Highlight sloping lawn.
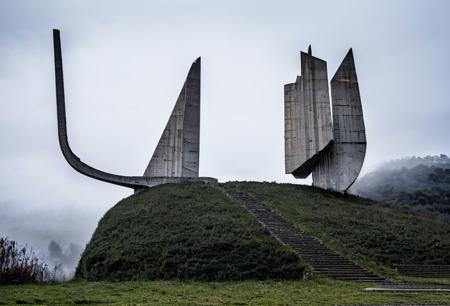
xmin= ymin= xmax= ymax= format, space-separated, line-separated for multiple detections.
xmin=1 ymin=279 xmax=450 ymax=305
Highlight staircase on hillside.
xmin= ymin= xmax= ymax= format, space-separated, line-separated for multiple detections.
xmin=396 ymin=265 xmax=450 ymax=278
xmin=223 ymin=187 xmax=385 ymax=282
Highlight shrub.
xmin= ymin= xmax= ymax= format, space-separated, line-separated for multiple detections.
xmin=0 ymin=237 xmax=59 ymax=284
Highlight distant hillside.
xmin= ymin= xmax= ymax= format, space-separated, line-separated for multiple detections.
xmin=352 ymin=155 xmax=450 ymax=220
xmin=226 ymin=182 xmax=450 ymax=267
xmin=371 ymin=154 xmax=450 ymax=171
xmin=76 ymin=183 xmax=304 ymax=281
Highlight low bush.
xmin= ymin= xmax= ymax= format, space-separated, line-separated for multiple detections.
xmin=0 ymin=237 xmax=58 ymax=284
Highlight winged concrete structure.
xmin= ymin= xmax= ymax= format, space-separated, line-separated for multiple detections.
xmin=284 ymin=46 xmax=366 ymax=193
xmin=53 ymin=29 xmax=216 ymax=192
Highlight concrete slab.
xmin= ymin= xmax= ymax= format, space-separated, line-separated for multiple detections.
xmin=363 ymin=287 xmax=450 ymax=292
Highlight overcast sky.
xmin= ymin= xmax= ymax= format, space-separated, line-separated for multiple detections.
xmin=1 ymin=0 xmax=450 ymax=262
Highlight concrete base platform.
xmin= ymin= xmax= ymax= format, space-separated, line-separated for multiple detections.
xmin=364 ymin=287 xmax=450 ymax=292
xmin=134 ymin=177 xmax=218 ymax=192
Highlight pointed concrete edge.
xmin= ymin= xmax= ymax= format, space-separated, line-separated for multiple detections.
xmin=143 ymin=56 xmax=201 ymax=177
xmin=331 ymin=48 xmax=357 ymax=83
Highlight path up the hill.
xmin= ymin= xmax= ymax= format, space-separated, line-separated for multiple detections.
xmin=223 ymin=187 xmax=385 ymax=282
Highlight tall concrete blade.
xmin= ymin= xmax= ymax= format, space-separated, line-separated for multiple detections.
xmin=284 ymin=50 xmax=333 ymax=178
xmin=53 ymin=29 xmax=153 ymax=189
xmin=144 ymin=58 xmax=200 ymax=177
xmin=313 ymin=49 xmax=366 ymax=192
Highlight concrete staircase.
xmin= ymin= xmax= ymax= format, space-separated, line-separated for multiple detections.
xmin=224 ymin=187 xmax=385 ymax=282
xmin=396 ymin=265 xmax=450 ymax=278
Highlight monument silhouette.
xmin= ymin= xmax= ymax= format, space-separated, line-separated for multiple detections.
xmin=54 ymin=30 xmax=365 ymax=193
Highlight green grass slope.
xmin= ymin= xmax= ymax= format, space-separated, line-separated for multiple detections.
xmin=2 ymin=279 xmax=450 ymax=305
xmin=225 ymin=182 xmax=450 ymax=268
xmin=76 ymin=183 xmax=304 ymax=281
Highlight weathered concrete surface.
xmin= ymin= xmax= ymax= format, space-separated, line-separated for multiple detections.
xmin=312 ymin=49 xmax=366 ymax=192
xmin=144 ymin=58 xmax=200 ymax=177
xmin=53 ymin=29 xmax=215 ymax=191
xmin=285 ymin=47 xmax=366 ymax=192
xmin=284 ymin=46 xmax=333 ymax=178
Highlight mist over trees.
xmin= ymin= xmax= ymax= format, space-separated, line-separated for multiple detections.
xmin=46 ymin=240 xmax=82 ymax=279
xmin=351 ymin=154 xmax=450 ymax=220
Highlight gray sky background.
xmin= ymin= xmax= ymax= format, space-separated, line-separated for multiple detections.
xmin=1 ymin=0 xmax=450 ymax=261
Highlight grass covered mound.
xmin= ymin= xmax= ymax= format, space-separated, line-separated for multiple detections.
xmin=225 ymin=182 xmax=450 ymax=267
xmin=76 ymin=183 xmax=304 ymax=281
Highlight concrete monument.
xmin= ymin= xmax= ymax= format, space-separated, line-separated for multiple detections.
xmin=53 ymin=29 xmax=216 ymax=191
xmin=284 ymin=46 xmax=366 ymax=193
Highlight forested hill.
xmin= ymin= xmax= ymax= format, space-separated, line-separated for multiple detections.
xmin=351 ymin=155 xmax=450 ymax=220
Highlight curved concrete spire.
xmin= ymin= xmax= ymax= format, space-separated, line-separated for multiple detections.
xmin=313 ymin=49 xmax=366 ymax=192
xmin=53 ymin=29 xmax=215 ymax=190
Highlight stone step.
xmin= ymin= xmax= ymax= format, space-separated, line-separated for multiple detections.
xmin=315 ymin=270 xmax=375 ymax=275
xmin=325 ymin=276 xmax=385 ymax=281
xmin=396 ymin=265 xmax=450 ymax=277
xmin=310 ymin=266 xmax=364 ymax=270
xmin=297 ymin=257 xmax=349 ymax=261
xmin=316 ymin=272 xmax=375 ymax=276
xmin=296 ymin=256 xmax=348 ymax=260
xmin=314 ymin=266 xmax=369 ymax=270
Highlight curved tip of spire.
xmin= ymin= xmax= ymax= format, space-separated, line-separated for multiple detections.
xmin=187 ymin=57 xmax=201 ymax=80
xmin=308 ymin=45 xmax=312 ymax=56
xmin=53 ymin=29 xmax=60 ymax=40
xmin=191 ymin=57 xmax=201 ymax=72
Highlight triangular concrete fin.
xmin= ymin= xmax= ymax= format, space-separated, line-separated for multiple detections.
xmin=144 ymin=58 xmax=201 ymax=177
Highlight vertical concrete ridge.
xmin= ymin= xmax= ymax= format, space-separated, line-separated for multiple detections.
xmin=222 ymin=186 xmax=385 ymax=282
xmin=284 ymin=48 xmax=333 ymax=178
xmin=144 ymin=58 xmax=201 ymax=178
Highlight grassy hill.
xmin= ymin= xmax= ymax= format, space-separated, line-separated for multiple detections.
xmin=76 ymin=181 xmax=450 ymax=281
xmin=76 ymin=183 xmax=304 ymax=281
xmin=225 ymin=182 xmax=450 ymax=269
